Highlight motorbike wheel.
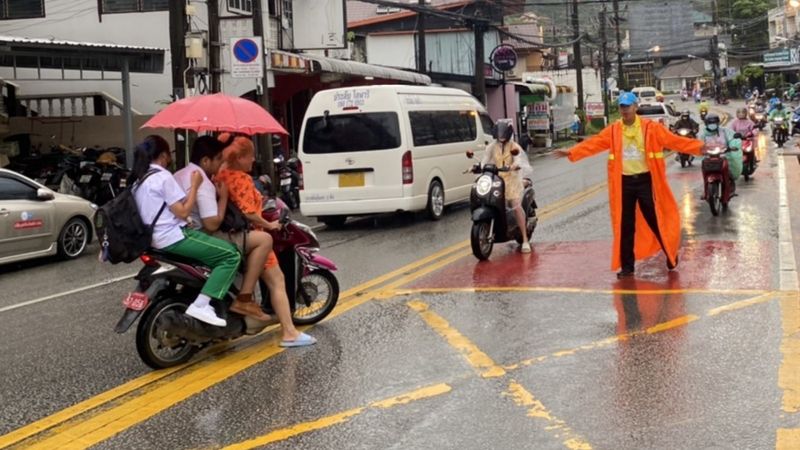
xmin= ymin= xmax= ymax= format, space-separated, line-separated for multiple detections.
xmin=136 ymin=299 xmax=198 ymax=369
xmin=320 ymin=215 xmax=347 ymax=229
xmin=291 ymin=189 xmax=300 ymax=211
xmin=470 ymin=221 xmax=493 ymax=260
xmin=708 ymin=181 xmax=721 ymax=217
xmin=293 ymin=269 xmax=340 ymax=325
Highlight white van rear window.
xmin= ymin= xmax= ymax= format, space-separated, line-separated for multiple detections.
xmin=303 ymin=112 xmax=401 ymax=154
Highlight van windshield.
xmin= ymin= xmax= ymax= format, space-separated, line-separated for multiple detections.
xmin=303 ymin=112 xmax=401 ymax=154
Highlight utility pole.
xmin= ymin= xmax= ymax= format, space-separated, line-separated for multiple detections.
xmin=572 ymin=0 xmax=584 ymax=114
xmin=208 ymin=0 xmax=221 ymax=93
xmin=474 ymin=20 xmax=487 ymax=105
xmin=252 ymin=0 xmax=275 ymax=182
xmin=711 ymin=0 xmax=721 ymax=101
xmin=417 ymin=0 xmax=427 ymax=73
xmin=599 ymin=6 xmax=609 ymax=119
xmin=169 ymin=0 xmax=188 ymax=167
xmin=613 ymin=0 xmax=624 ymax=91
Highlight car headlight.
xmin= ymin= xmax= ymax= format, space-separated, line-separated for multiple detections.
xmin=476 ymin=175 xmax=493 ymax=196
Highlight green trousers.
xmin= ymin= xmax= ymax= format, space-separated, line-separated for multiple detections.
xmin=162 ymin=228 xmax=241 ymax=300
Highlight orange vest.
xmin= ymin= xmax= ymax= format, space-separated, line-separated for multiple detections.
xmin=568 ymin=118 xmax=704 ymax=270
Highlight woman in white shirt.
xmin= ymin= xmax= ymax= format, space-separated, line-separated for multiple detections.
xmin=130 ymin=135 xmax=241 ymax=327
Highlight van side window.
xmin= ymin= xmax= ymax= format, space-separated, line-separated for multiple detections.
xmin=479 ymin=113 xmax=494 ymax=136
xmin=303 ymin=112 xmax=401 ymax=154
xmin=409 ymin=111 xmax=477 ymax=147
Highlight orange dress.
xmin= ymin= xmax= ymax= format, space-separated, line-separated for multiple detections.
xmin=215 ymin=168 xmax=278 ymax=269
xmin=567 ymin=118 xmax=703 ymax=270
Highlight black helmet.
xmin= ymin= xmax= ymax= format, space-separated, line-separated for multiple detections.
xmin=705 ymin=113 xmax=720 ymax=125
xmin=492 ymin=119 xmax=514 ymax=142
xmin=777 ymin=102 xmax=784 ymax=110
xmin=680 ymin=110 xmax=690 ymax=119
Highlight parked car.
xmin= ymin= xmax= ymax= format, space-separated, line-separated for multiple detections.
xmin=0 ymin=168 xmax=96 ymax=265
xmin=298 ymin=85 xmax=494 ymax=228
xmin=637 ymin=102 xmax=676 ymax=128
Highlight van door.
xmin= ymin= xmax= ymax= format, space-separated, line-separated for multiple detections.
xmin=301 ymin=111 xmax=404 ymax=202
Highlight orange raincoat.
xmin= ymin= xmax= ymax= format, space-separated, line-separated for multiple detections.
xmin=567 ymin=118 xmax=703 ymax=270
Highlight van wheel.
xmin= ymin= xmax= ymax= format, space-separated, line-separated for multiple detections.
xmin=319 ymin=216 xmax=347 ymax=229
xmin=426 ymin=180 xmax=445 ymax=221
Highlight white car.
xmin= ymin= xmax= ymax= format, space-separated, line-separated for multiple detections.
xmin=0 ymin=168 xmax=96 ymax=265
xmin=637 ymin=103 xmax=676 ymax=128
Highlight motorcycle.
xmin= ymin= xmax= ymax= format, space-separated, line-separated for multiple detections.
xmin=773 ymin=116 xmax=789 ymax=147
xmin=739 ymin=132 xmax=757 ymax=181
xmin=273 ymin=154 xmax=302 ymax=211
xmin=753 ymin=111 xmax=767 ymax=130
xmin=701 ymin=144 xmax=735 ymax=216
xmin=792 ymin=108 xmax=800 ymax=136
xmin=673 ymin=127 xmax=697 ymax=167
xmin=115 ymin=201 xmax=339 ymax=369
xmin=681 ymin=92 xmax=688 ymax=102
xmin=465 ymin=150 xmax=538 ymax=260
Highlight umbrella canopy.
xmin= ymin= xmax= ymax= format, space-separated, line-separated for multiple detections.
xmin=141 ymin=93 xmax=288 ymax=135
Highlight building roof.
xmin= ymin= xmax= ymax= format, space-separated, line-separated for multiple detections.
xmin=348 ymin=1 xmax=473 ymax=29
xmin=0 ymin=35 xmax=165 ymax=74
xmin=655 ymin=58 xmax=707 ymax=80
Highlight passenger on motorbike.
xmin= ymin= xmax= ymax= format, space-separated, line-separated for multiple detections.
xmin=129 ymin=135 xmax=241 ymax=327
xmin=730 ymin=108 xmax=755 ymax=136
xmin=216 ymin=135 xmax=316 ymax=347
xmin=697 ymin=114 xmax=741 ymax=182
xmin=480 ymin=119 xmax=533 ymax=253
xmin=174 ymin=136 xmax=274 ymax=322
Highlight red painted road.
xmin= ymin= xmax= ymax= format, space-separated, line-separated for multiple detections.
xmin=410 ymin=240 xmax=774 ymax=291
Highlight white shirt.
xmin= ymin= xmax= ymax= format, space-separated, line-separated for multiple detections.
xmin=133 ymin=164 xmax=188 ymax=249
xmin=174 ymin=162 xmax=217 ymax=230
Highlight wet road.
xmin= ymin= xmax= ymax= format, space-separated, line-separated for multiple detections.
xmin=1 ymin=99 xmax=799 ymax=449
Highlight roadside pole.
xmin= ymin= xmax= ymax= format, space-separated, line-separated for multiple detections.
xmin=252 ymin=0 xmax=275 ymax=183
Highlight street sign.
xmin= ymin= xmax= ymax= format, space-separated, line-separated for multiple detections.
xmin=763 ymin=48 xmax=800 ymax=68
xmin=230 ymin=37 xmax=263 ymax=78
xmin=586 ymin=102 xmax=604 ymax=118
xmin=527 ymin=116 xmax=550 ymax=131
xmin=490 ymin=44 xmax=518 ymax=72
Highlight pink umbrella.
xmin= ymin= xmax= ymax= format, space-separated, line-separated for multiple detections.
xmin=141 ymin=93 xmax=288 ymax=135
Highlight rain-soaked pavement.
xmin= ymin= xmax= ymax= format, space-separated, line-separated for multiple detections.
xmin=1 ymin=99 xmax=799 ymax=450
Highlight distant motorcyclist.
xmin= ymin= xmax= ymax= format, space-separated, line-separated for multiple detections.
xmin=698 ymin=100 xmax=709 ymax=122
xmin=768 ymin=93 xmax=781 ymax=113
xmin=730 ymin=108 xmax=755 ymax=137
xmin=673 ymin=110 xmax=700 ymax=134
xmin=769 ymin=101 xmax=792 ymax=139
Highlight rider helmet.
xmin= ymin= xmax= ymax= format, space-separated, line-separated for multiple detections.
xmin=704 ymin=113 xmax=720 ymax=130
xmin=776 ymin=101 xmax=784 ymax=110
xmin=680 ymin=110 xmax=691 ymax=120
xmin=492 ymin=119 xmax=514 ymax=142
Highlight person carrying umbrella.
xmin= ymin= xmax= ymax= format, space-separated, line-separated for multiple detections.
xmin=555 ymin=92 xmax=703 ymax=278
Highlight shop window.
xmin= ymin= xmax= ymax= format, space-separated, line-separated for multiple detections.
xmin=101 ymin=0 xmax=169 ymax=14
xmin=409 ymin=111 xmax=477 ymax=147
xmin=0 ymin=0 xmax=44 ymax=20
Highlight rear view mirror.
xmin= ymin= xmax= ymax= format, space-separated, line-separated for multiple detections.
xmin=510 ymin=148 xmax=520 ymax=156
xmin=466 ymin=151 xmax=474 ymax=159
xmin=36 ymin=188 xmax=54 ymax=201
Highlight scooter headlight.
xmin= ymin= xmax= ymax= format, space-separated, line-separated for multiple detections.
xmin=476 ymin=175 xmax=493 ymax=196
xmin=706 ymin=146 xmax=722 ymax=156
xmin=755 ymin=114 xmax=764 ymax=121
xmin=677 ymin=128 xmax=690 ymax=136
xmin=776 ymin=117 xmax=784 ymax=124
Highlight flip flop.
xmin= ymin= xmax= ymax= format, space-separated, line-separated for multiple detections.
xmin=280 ymin=332 xmax=317 ymax=348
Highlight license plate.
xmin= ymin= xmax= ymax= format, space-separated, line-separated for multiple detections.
xmin=280 ymin=178 xmax=292 ymax=186
xmin=101 ymin=173 xmax=113 ymax=181
xmin=80 ymin=174 xmax=92 ymax=183
xmin=339 ymin=172 xmax=365 ymax=188
xmin=123 ymin=292 xmax=150 ymax=311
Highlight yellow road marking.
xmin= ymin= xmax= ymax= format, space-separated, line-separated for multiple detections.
xmin=707 ymin=292 xmax=777 ymax=316
xmin=646 ymin=315 xmax=700 ymax=334
xmin=220 ymin=383 xmax=452 ymax=450
xmin=408 ymin=300 xmax=506 ymax=378
xmin=0 ymin=179 xmax=608 ymax=448
xmin=392 ymin=287 xmax=772 ymax=297
xmin=504 ymin=380 xmax=593 ymax=450
xmin=779 ymin=293 xmax=800 ymax=414
xmin=777 ymin=428 xmax=800 ymax=450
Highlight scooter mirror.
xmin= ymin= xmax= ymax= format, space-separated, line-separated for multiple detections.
xmin=466 ymin=151 xmax=474 ymax=159
xmin=510 ymin=148 xmax=520 ymax=156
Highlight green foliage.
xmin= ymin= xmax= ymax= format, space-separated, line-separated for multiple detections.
xmin=742 ymin=65 xmax=764 ymax=80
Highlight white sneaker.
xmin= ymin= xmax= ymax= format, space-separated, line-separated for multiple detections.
xmin=520 ymin=242 xmax=531 ymax=253
xmin=185 ymin=303 xmax=227 ymax=327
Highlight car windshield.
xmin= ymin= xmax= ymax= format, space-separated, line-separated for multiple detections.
xmin=640 ymin=91 xmax=656 ymax=97
xmin=637 ymin=105 xmax=666 ymax=115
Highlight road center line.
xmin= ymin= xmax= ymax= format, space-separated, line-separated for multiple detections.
xmin=391 ymin=287 xmax=771 ymax=296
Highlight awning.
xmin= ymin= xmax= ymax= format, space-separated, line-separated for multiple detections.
xmin=303 ymin=54 xmax=431 ymax=85
xmin=512 ymin=81 xmax=572 ymax=94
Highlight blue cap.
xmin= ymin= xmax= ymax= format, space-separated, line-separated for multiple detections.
xmin=618 ymin=92 xmax=638 ymax=106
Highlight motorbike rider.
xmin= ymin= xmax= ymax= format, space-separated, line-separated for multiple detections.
xmin=672 ymin=110 xmax=700 ymax=163
xmin=698 ymin=100 xmax=709 ymax=122
xmin=480 ymin=119 xmax=533 ymax=253
xmin=173 ymin=136 xmax=274 ymax=322
xmin=730 ymin=108 xmax=756 ymax=137
xmin=769 ymin=93 xmax=781 ymax=112
xmin=697 ymin=114 xmax=742 ymax=185
xmin=129 ymin=135 xmax=241 ymax=327
xmin=769 ymin=101 xmax=792 ymax=139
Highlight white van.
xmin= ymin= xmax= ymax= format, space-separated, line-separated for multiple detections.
xmin=298 ymin=85 xmax=494 ymax=227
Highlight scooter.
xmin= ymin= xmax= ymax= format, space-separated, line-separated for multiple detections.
xmin=701 ymin=144 xmax=735 ymax=216
xmin=673 ymin=127 xmax=697 ymax=167
xmin=273 ymin=154 xmax=302 ymax=211
xmin=465 ymin=150 xmax=537 ymax=260
xmin=681 ymin=92 xmax=688 ymax=102
xmin=115 ymin=201 xmax=339 ymax=369
xmin=773 ymin=116 xmax=789 ymax=147
xmin=753 ymin=111 xmax=767 ymax=130
xmin=739 ymin=132 xmax=757 ymax=181
xmin=791 ymin=108 xmax=800 ymax=136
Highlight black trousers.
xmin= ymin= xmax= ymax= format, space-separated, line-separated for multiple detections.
xmin=620 ymin=173 xmax=668 ymax=272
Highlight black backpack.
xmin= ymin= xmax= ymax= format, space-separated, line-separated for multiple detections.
xmin=95 ymin=170 xmax=166 ymax=264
